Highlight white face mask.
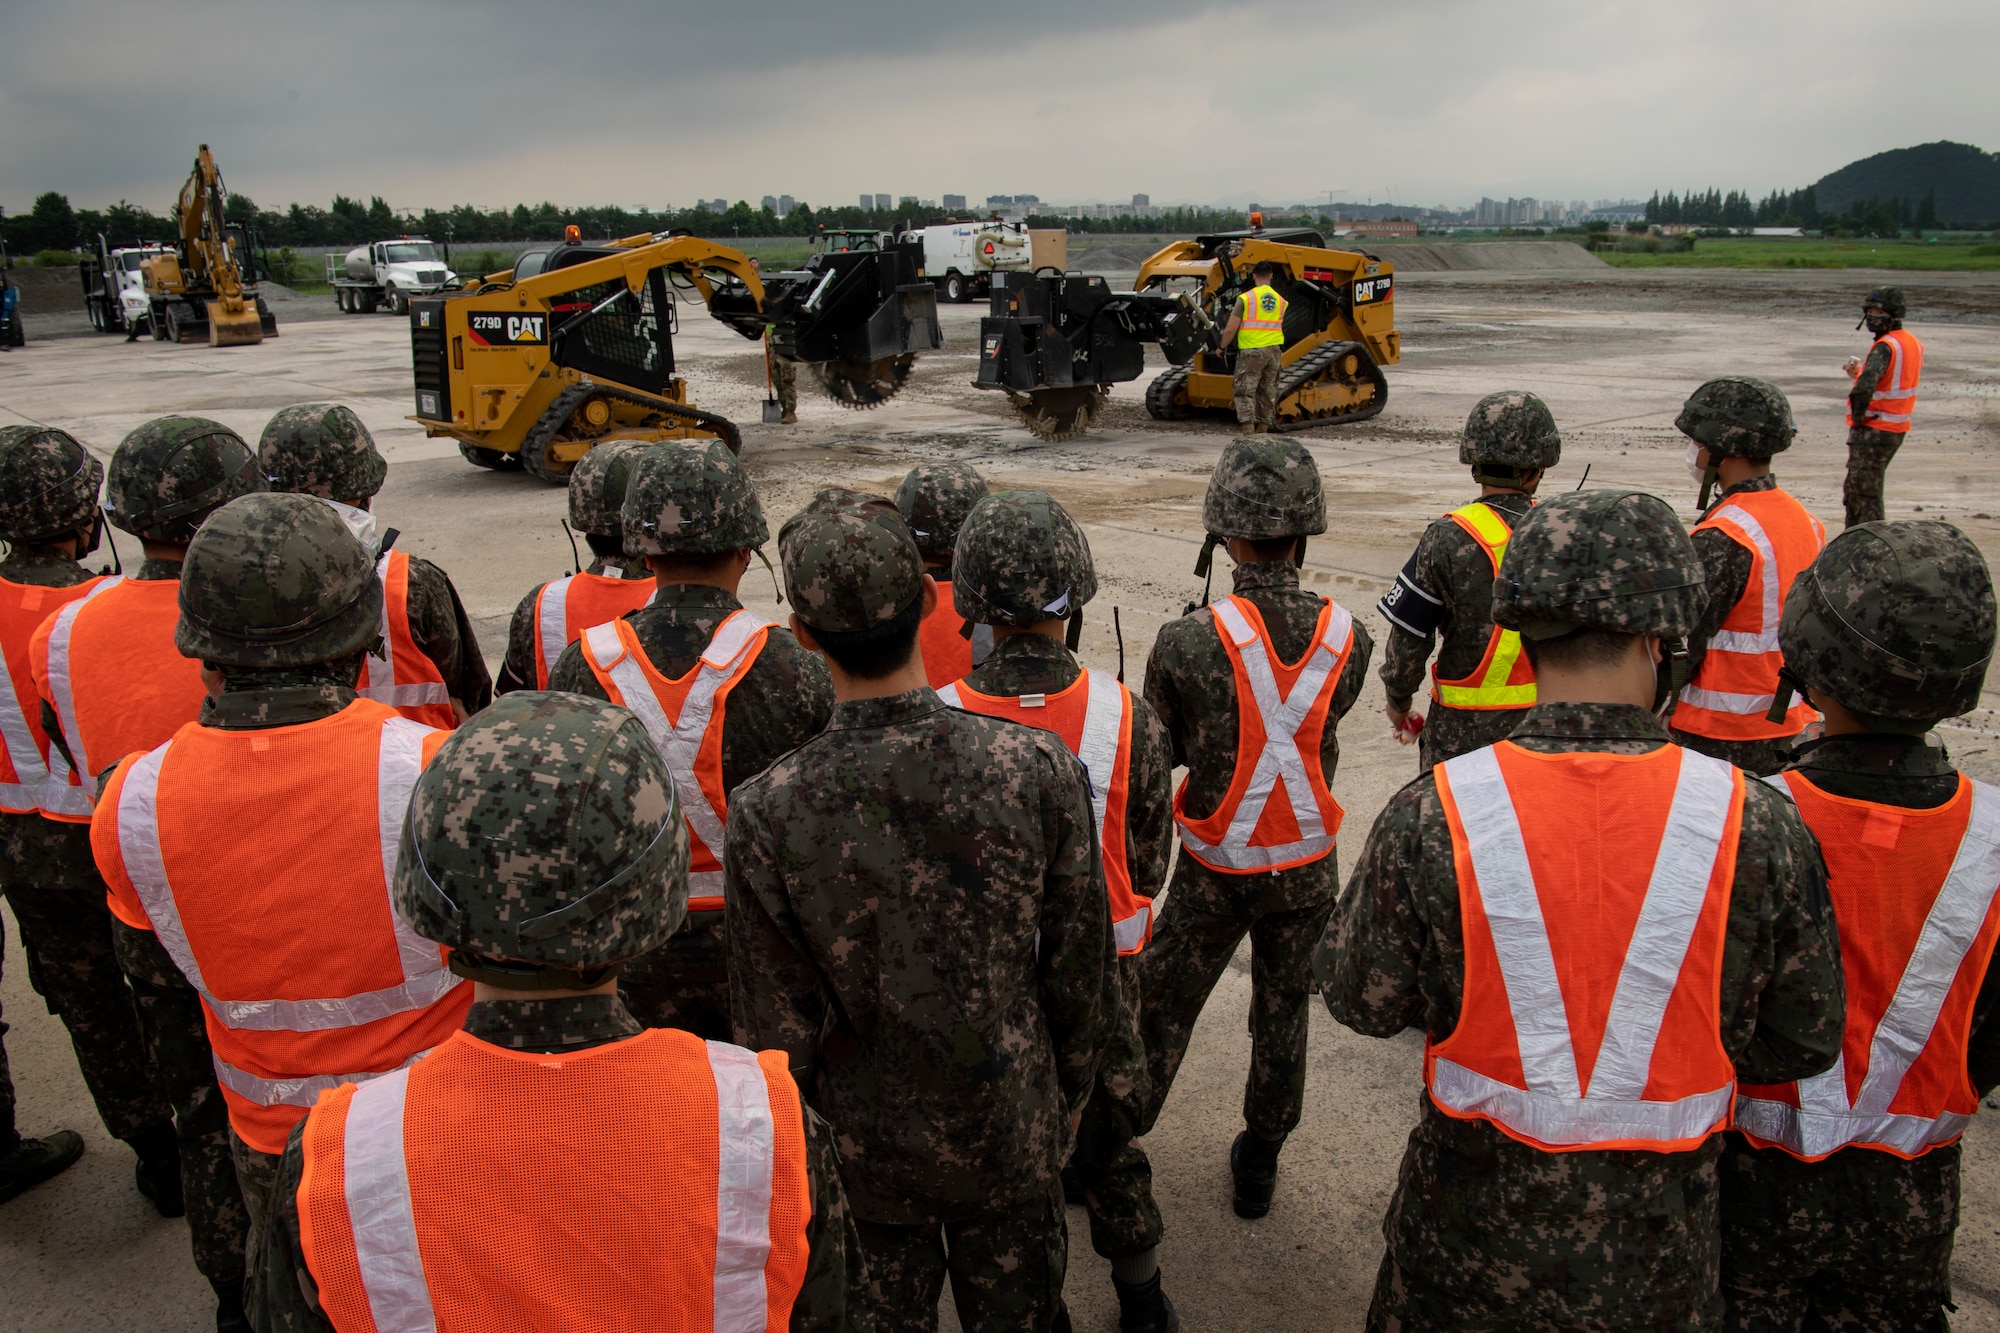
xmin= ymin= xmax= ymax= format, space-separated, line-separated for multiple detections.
xmin=317 ymin=497 xmax=382 ymax=558
xmin=1685 ymin=442 xmax=1707 ymax=485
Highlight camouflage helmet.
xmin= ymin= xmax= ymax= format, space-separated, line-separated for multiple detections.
xmin=257 ymin=404 xmax=386 ymax=503
xmin=106 ymin=416 xmax=266 ymax=543
xmin=1202 ymin=437 xmax=1328 ymax=540
xmin=953 ymin=491 xmax=1097 ymax=627
xmin=780 ymin=500 xmax=925 ymax=633
xmin=567 ymin=439 xmax=652 ymax=538
xmin=1675 ymin=377 xmax=1796 ymax=460
xmin=1779 ymin=521 xmax=1993 ymax=730
xmin=0 ymin=426 xmax=104 ymax=544
xmin=894 ymin=462 xmax=989 ymax=561
xmin=1491 ymin=490 xmax=1707 ymax=639
xmin=1458 ymin=391 xmax=1562 ymax=469
xmin=621 ymin=440 xmax=769 ymax=555
xmin=175 ymin=493 xmax=383 ymax=668
xmin=393 ymin=692 xmax=691 ymax=981
xmin=1863 ymin=286 xmax=1907 ymax=319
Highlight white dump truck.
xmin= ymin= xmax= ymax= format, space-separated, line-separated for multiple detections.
xmin=80 ymin=236 xmax=175 ymax=335
xmin=903 ymin=222 xmax=1068 ymax=302
xmin=328 ymin=238 xmax=456 ymax=315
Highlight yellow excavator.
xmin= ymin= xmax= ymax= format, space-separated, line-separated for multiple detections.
xmin=974 ymin=221 xmax=1399 ymax=439
xmin=140 ymin=144 xmax=276 ymax=347
xmin=410 ymin=229 xmax=941 ymax=481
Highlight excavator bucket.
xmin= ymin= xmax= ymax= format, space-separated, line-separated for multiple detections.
xmin=205 ymin=299 xmax=264 ymax=347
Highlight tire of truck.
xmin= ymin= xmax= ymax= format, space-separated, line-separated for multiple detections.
xmin=361 ymin=290 xmax=379 ymax=314
xmin=943 ymin=272 xmax=965 ymax=303
xmin=338 ymin=288 xmax=352 ymax=313
xmin=388 ymin=285 xmax=407 ymax=316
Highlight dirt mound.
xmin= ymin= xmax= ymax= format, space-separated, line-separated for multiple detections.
xmin=1063 ymin=237 xmax=1606 ymax=275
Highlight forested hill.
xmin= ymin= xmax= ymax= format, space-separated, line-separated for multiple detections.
xmin=1814 ymin=141 xmax=2000 ymax=222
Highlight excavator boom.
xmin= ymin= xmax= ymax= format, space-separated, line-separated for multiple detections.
xmin=142 ymin=143 xmax=273 ymax=347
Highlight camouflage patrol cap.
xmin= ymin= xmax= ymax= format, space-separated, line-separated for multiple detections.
xmin=780 ymin=501 xmax=925 ymax=633
xmin=106 ymin=416 xmax=266 ymax=543
xmin=953 ymin=491 xmax=1097 ymax=627
xmin=1675 ymin=377 xmax=1796 ymax=460
xmin=176 ymin=493 xmax=383 ymax=668
xmin=621 ymin=440 xmax=769 ymax=555
xmin=1202 ymin=437 xmax=1327 ymax=540
xmin=1780 ymin=521 xmax=1993 ymax=729
xmin=1863 ymin=286 xmax=1907 ymax=319
xmin=567 ymin=439 xmax=651 ymax=538
xmin=257 ymin=404 xmax=386 ymax=503
xmin=894 ymin=462 xmax=989 ymax=560
xmin=1458 ymin=391 xmax=1562 ymax=469
xmin=393 ymin=692 xmax=691 ymax=978
xmin=1492 ymin=489 xmax=1707 ymax=639
xmin=0 ymin=426 xmax=104 ymax=544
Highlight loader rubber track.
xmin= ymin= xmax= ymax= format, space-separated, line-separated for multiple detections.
xmin=1144 ymin=367 xmax=1192 ymax=421
xmin=1270 ymin=340 xmax=1388 ymax=432
xmin=519 ymin=383 xmax=743 ymax=484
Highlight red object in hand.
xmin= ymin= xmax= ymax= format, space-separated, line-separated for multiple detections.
xmin=1399 ymin=712 xmax=1425 ymax=737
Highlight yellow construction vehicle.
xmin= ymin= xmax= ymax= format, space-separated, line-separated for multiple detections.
xmin=410 ymin=229 xmax=941 ymax=481
xmin=974 ymin=222 xmax=1398 ymax=439
xmin=141 ymin=144 xmax=276 ymax=347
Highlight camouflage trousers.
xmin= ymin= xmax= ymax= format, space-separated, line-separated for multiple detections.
xmin=854 ymin=1187 xmax=1070 ymax=1333
xmin=1417 ymin=703 xmax=1531 ymax=773
xmin=1671 ymin=727 xmax=1799 ymax=780
xmin=767 ymin=332 xmax=798 ymax=416
xmin=231 ymin=1130 xmax=285 ymax=1311
xmin=114 ymin=920 xmax=248 ymax=1285
xmin=1071 ymin=955 xmax=1162 ymax=1261
xmin=1844 ymin=427 xmax=1904 ymax=528
xmin=1720 ymin=1137 xmax=1954 ymax=1332
xmin=620 ymin=908 xmax=732 ymax=1042
xmin=1233 ymin=346 xmax=1284 ymax=429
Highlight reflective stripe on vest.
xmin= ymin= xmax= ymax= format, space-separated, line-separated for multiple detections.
xmin=583 ymin=611 xmax=769 ymax=910
xmin=0 ymin=574 xmax=107 ymax=814
xmin=1677 ymin=491 xmax=1825 ymax=738
xmin=1428 ymin=744 xmax=1741 ymax=1151
xmin=357 ymin=552 xmax=455 ymax=728
xmin=533 ymin=571 xmax=658 ymax=688
xmin=1848 ymin=328 xmax=1924 ymax=432
xmin=1430 ymin=502 xmax=1537 ymax=710
xmin=40 ymin=575 xmax=124 ymax=791
xmin=1173 ymin=595 xmax=1352 ymax=873
xmin=1735 ymin=774 xmax=2000 ymax=1159
xmin=1236 ymin=286 xmax=1286 ymax=349
xmin=938 ymin=670 xmax=1153 ymax=954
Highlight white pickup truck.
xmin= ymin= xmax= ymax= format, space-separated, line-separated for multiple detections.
xmin=328 ymin=238 xmax=456 ymax=315
xmin=903 ymin=222 xmax=1068 ymax=302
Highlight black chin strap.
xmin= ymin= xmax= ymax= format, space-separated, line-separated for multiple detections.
xmin=1654 ymin=637 xmax=1692 ymax=718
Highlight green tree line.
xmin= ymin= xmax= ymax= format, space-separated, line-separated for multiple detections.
xmin=1643 ymin=185 xmax=1970 ymax=235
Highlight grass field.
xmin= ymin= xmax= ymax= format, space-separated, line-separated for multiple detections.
xmin=1597 ymin=237 xmax=2000 ymax=270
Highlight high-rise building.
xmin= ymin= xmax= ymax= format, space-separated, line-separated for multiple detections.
xmin=898 ymin=195 xmax=918 ymax=208
xmin=1132 ymin=193 xmax=1150 ymax=208
xmin=779 ymin=194 xmax=796 ymax=216
xmin=942 ymin=194 xmax=966 ymax=211
xmin=860 ymin=194 xmax=874 ymax=209
xmin=875 ymin=193 xmax=892 ymax=210
xmin=760 ymin=195 xmax=778 ymax=213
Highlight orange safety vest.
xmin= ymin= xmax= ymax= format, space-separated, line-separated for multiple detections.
xmin=298 ymin=1027 xmax=811 ymax=1333
xmin=530 ymin=570 xmax=656 ymax=687
xmin=580 ymin=612 xmax=770 ymax=912
xmin=938 ymin=669 xmax=1154 ymax=954
xmin=1429 ymin=502 xmax=1537 ymax=711
xmin=0 ymin=573 xmax=107 ymax=816
xmin=1847 ymin=327 xmax=1924 ymax=434
xmin=92 ymin=701 xmax=470 ymax=1154
xmin=31 ymin=576 xmax=206 ymax=823
xmin=919 ymin=580 xmax=989 ymax=690
xmin=356 ymin=551 xmax=457 ymax=730
xmin=1174 ymin=595 xmax=1353 ymax=874
xmin=1736 ymin=772 xmax=2000 ymax=1160
xmin=1675 ymin=488 xmax=1825 ymax=741
xmin=1430 ymin=742 xmax=1744 ymax=1152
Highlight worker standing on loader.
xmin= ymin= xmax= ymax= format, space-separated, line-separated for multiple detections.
xmin=551 ymin=442 xmax=832 ymax=1040
xmin=1321 ymin=489 xmax=1845 ymax=1331
xmin=728 ymin=498 xmax=1114 ymax=1333
xmin=1377 ymin=392 xmax=1556 ymax=769
xmin=1842 ymin=286 xmax=1924 ymax=527
xmin=250 ymin=692 xmax=860 ymax=1333
xmin=894 ymin=460 xmax=991 ymax=689
xmin=1216 ymin=261 xmax=1287 ymax=434
xmin=1671 ymin=378 xmax=1826 ymax=778
xmin=1139 ymin=438 xmax=1371 ymax=1220
xmin=939 ymin=491 xmax=1179 ymax=1333
xmin=258 ymin=404 xmax=491 ymax=727
xmin=495 ymin=438 xmax=655 ymax=693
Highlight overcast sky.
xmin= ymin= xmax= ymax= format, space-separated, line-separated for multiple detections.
xmin=4 ymin=0 xmax=1995 ymax=215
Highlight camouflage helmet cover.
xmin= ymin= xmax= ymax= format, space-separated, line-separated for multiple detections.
xmin=953 ymin=491 xmax=1097 ymax=627
xmin=1458 ymin=391 xmax=1562 ymax=468
xmin=1491 ymin=489 xmax=1707 ymax=639
xmin=257 ymin=404 xmax=386 ymax=502
xmin=621 ymin=440 xmax=770 ymax=555
xmin=1863 ymin=286 xmax=1908 ymax=319
xmin=1780 ymin=520 xmax=1993 ymax=727
xmin=1675 ymin=376 xmax=1796 ymax=460
xmin=894 ymin=461 xmax=989 ymax=560
xmin=780 ymin=500 xmax=925 ymax=633
xmin=175 ymin=492 xmax=384 ymax=668
xmin=106 ymin=416 xmax=266 ymax=543
xmin=393 ymin=692 xmax=691 ymax=972
xmin=1202 ymin=437 xmax=1327 ymax=540
xmin=0 ymin=426 xmax=104 ymax=543
xmin=567 ymin=439 xmax=652 ymax=538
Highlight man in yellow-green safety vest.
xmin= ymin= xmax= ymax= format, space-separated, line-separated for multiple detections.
xmin=1375 ymin=391 xmax=1562 ymax=769
xmin=1218 ymin=262 xmax=1287 ymax=433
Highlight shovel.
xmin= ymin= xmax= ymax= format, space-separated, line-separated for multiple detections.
xmin=762 ymin=337 xmax=784 ymax=423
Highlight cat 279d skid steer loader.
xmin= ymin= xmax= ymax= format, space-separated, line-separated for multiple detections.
xmin=410 ymin=230 xmax=942 ymax=481
xmin=974 ymin=223 xmax=1398 ymax=440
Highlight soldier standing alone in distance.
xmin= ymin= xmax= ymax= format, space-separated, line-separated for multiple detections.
xmin=1842 ymin=286 xmax=1924 ymax=527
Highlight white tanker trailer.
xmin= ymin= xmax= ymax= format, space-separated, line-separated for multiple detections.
xmin=326 ymin=238 xmax=456 ymax=315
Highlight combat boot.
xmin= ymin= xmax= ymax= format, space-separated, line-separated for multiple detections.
xmin=0 ymin=1129 xmax=84 ymax=1204
xmin=1113 ymin=1269 xmax=1181 ymax=1333
xmin=129 ymin=1120 xmax=184 ymax=1217
xmin=781 ymin=410 xmax=798 ymax=425
xmin=212 ymin=1276 xmax=250 ymax=1332
xmin=1230 ymin=1129 xmax=1284 ymax=1219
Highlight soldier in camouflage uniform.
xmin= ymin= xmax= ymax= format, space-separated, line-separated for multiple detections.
xmin=258 ymin=403 xmax=492 ymax=719
xmin=729 ymin=498 xmax=1115 ymax=1333
xmin=1321 ymin=489 xmax=1846 ymax=1331
xmin=1842 ymin=287 xmax=1920 ymax=528
xmin=946 ymin=491 xmax=1179 ymax=1333
xmin=549 ymin=442 xmax=831 ymax=1040
xmin=1378 ymin=391 xmax=1558 ymax=770
xmin=249 ymin=692 xmax=860 ymax=1332
xmin=895 ymin=460 xmax=993 ymax=688
xmin=767 ymin=326 xmax=799 ymax=423
xmin=0 ymin=427 xmax=176 ymax=1209
xmin=1721 ymin=521 xmax=2000 ymax=1331
xmin=1139 ymin=437 xmax=1372 ymax=1219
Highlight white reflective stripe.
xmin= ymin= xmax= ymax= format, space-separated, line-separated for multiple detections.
xmin=0 ymin=652 xmax=49 ymax=792
xmin=377 ymin=719 xmax=453 ymax=991
xmin=1433 ymin=1057 xmax=1734 ymax=1148
xmin=1869 ymin=336 xmax=1917 ymax=403
xmin=1678 ymin=683 xmax=1774 ymax=716
xmin=1735 ymin=1082 xmax=1972 ymax=1159
xmin=36 ymin=779 xmax=93 ymax=817
xmin=688 ymin=868 xmax=725 ymax=900
xmin=1074 ymin=670 xmax=1125 ymax=837
xmin=215 ymin=1049 xmax=425 ymax=1109
xmin=935 ymin=682 xmax=964 ymax=708
xmin=707 ymin=1041 xmax=776 ymax=1333
xmin=117 ymin=741 xmax=214 ymax=995
xmin=701 ymin=610 xmax=771 ymax=670
xmin=1706 ymin=506 xmax=1782 ymax=655
xmin=339 ymin=1066 xmax=439 ymax=1333
xmin=1866 ymin=410 xmax=1914 ymax=423
xmin=0 ymin=780 xmax=42 ymax=807
xmin=44 ymin=575 xmax=121 ymax=782
xmin=359 ymin=682 xmax=451 ymax=707
xmin=537 ymin=577 xmax=573 ymax=682
xmin=1113 ymin=903 xmax=1151 ymax=953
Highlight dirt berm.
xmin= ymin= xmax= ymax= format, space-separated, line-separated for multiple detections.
xmin=1066 ymin=236 xmax=1606 ymax=272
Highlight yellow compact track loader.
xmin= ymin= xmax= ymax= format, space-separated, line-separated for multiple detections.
xmin=141 ymin=144 xmax=276 ymax=347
